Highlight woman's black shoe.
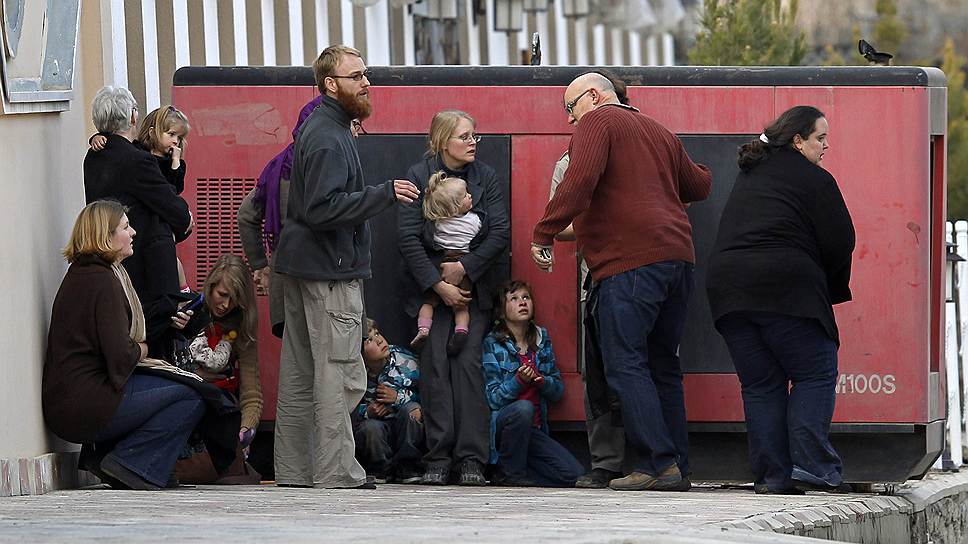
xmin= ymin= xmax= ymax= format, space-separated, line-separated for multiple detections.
xmin=490 ymin=469 xmax=536 ymax=487
xmin=753 ymin=484 xmax=805 ymax=495
xmin=99 ymin=456 xmax=162 ymax=491
xmin=793 ymin=480 xmax=853 ymax=494
xmin=575 ymin=468 xmax=622 ymax=489
xmin=421 ymin=465 xmax=449 ymax=485
xmin=446 ymin=331 xmax=469 ymax=356
xmin=80 ymin=455 xmax=130 ymax=490
xmin=457 ymin=459 xmax=486 ymax=486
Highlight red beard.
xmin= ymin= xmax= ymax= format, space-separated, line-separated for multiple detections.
xmin=336 ymin=84 xmax=372 ymax=120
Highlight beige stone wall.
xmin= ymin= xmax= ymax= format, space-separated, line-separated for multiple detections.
xmin=0 ymin=2 xmax=102 ymax=460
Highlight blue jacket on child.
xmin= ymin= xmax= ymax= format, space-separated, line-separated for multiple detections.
xmin=481 ymin=326 xmax=564 ymax=464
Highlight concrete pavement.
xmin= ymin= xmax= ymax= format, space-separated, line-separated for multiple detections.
xmin=3 ymin=471 xmax=968 ymax=543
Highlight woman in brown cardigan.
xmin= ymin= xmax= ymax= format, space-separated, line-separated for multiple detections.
xmin=175 ymin=254 xmax=263 ymax=483
xmin=43 ymin=200 xmax=206 ymax=490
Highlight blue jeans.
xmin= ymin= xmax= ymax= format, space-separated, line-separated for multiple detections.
xmin=715 ymin=311 xmax=843 ymax=489
xmin=353 ymin=401 xmax=426 ymax=474
xmin=94 ymin=374 xmax=206 ymax=487
xmin=593 ymin=261 xmax=693 ymax=476
xmin=495 ymin=400 xmax=584 ymax=487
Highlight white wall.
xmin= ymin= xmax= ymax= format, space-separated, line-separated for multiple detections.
xmin=0 ymin=9 xmax=92 ymax=461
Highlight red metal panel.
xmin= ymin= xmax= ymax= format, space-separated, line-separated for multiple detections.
xmin=364 ymin=86 xmax=774 ymax=135
xmin=684 ymin=374 xmax=745 ymax=422
xmin=625 ymin=86 xmax=776 ymax=134
xmin=548 ymin=373 xmax=587 ymax=421
xmin=509 ymin=135 xmax=583 ymax=419
xmin=173 ymin=85 xmax=316 ymax=422
xmin=173 ymin=81 xmax=940 ymax=426
xmin=775 ymin=87 xmax=932 ymax=423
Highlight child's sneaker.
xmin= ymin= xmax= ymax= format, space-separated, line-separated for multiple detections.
xmin=410 ymin=327 xmax=430 ymax=352
xmin=446 ymin=330 xmax=468 ymax=356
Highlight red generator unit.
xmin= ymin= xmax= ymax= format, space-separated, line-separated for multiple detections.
xmin=174 ymin=65 xmax=947 ymax=483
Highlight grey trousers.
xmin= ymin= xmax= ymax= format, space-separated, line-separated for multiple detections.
xmin=274 ymin=276 xmax=367 ymax=488
xmin=584 ymin=392 xmax=626 ymax=473
xmin=580 ymin=286 xmax=625 ymax=473
xmin=419 ymin=299 xmax=490 ymax=469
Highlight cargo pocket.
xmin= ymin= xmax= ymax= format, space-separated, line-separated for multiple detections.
xmin=327 ymin=310 xmax=362 ymax=364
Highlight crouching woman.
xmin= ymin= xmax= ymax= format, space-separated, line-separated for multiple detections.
xmin=481 ymin=280 xmax=584 ymax=487
xmin=43 ymin=200 xmax=206 ymax=490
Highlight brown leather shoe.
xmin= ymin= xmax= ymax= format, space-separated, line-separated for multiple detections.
xmin=609 ymin=465 xmax=681 ymax=491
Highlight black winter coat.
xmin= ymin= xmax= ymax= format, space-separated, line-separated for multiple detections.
xmin=84 ymin=134 xmax=198 ymax=358
xmin=84 ymin=134 xmax=192 ymax=312
xmin=706 ymin=149 xmax=855 ymax=344
xmin=398 ymin=156 xmax=510 ymax=317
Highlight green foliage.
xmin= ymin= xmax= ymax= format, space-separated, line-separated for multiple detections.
xmin=688 ymin=0 xmax=806 ymax=66
xmin=943 ymin=38 xmax=968 ymax=219
xmin=872 ymin=0 xmax=907 ymax=58
xmin=821 ymin=44 xmax=846 ymax=66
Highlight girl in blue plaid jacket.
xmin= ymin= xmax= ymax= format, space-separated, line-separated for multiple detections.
xmin=481 ymin=280 xmax=584 ymax=487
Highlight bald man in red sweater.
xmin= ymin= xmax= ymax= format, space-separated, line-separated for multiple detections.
xmin=532 ymin=72 xmax=711 ymax=492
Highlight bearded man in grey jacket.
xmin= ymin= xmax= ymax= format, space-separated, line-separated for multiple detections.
xmin=272 ymin=44 xmax=419 ymax=489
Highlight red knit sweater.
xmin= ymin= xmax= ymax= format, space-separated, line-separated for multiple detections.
xmin=532 ymin=104 xmax=712 ymax=281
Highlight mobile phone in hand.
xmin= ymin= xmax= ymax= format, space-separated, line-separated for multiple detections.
xmin=539 ymin=247 xmax=553 ymax=273
xmin=179 ymin=292 xmax=205 ymax=314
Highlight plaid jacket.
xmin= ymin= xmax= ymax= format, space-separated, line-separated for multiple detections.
xmin=355 ymin=346 xmax=421 ymax=420
xmin=481 ymin=326 xmax=564 ymax=463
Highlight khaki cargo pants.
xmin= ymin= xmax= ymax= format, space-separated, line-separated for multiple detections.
xmin=274 ymin=276 xmax=367 ymax=488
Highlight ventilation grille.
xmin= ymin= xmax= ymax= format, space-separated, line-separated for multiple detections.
xmin=195 ymin=177 xmax=257 ymax=286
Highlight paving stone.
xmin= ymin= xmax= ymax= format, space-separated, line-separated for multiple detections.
xmin=0 ymin=472 xmax=964 ymax=543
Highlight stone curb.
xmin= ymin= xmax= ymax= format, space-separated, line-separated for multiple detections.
xmin=718 ymin=495 xmax=912 ymax=534
xmin=718 ymin=472 xmax=968 ymax=536
xmin=895 ymin=470 xmax=968 ymax=512
xmin=0 ymin=452 xmax=98 ymax=497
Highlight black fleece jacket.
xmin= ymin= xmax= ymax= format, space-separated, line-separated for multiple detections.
xmin=397 ymin=155 xmax=510 ymax=317
xmin=274 ymin=95 xmax=396 ymax=281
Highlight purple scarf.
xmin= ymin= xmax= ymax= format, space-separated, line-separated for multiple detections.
xmin=253 ymin=95 xmax=322 ymax=251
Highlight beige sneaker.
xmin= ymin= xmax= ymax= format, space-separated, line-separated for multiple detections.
xmin=609 ymin=465 xmax=681 ymax=491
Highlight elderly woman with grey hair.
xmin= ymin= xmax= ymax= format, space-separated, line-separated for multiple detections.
xmin=83 ymin=86 xmax=199 ymax=361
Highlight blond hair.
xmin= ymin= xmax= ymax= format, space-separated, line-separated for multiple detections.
xmin=426 ymin=110 xmax=475 ymax=157
xmin=313 ymin=45 xmax=362 ymax=95
xmin=423 ymin=171 xmax=467 ymax=222
xmin=203 ymin=254 xmax=258 ymax=350
xmin=63 ymin=200 xmax=127 ymax=263
xmin=138 ymin=105 xmax=190 ymax=154
xmin=365 ymin=318 xmax=378 ymax=338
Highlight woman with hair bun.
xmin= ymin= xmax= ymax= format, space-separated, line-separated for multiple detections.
xmin=706 ymin=105 xmax=855 ymax=495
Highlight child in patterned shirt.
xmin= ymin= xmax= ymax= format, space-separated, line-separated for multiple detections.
xmin=353 ymin=319 xmax=425 ymax=484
